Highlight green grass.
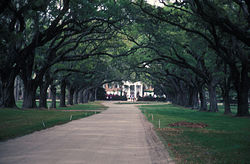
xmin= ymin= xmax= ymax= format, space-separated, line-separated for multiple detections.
xmin=140 ymin=104 xmax=250 ymax=164
xmin=16 ymin=100 xmax=107 ymax=111
xmin=16 ymin=100 xmax=60 ymax=108
xmin=0 ymin=102 xmax=106 ymax=141
xmin=57 ymin=101 xmax=107 ymax=110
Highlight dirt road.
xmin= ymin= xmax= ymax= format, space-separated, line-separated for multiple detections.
xmin=0 ymin=101 xmax=173 ymax=164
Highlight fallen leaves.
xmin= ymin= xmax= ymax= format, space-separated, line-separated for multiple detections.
xmin=168 ymin=121 xmax=208 ymax=128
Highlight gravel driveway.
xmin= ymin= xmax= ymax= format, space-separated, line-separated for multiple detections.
xmin=0 ymin=101 xmax=173 ymax=164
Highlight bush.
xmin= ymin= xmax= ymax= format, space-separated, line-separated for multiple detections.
xmin=106 ymin=94 xmax=127 ymax=101
xmin=137 ymin=96 xmax=166 ymax=101
xmin=96 ymin=87 xmax=106 ymax=100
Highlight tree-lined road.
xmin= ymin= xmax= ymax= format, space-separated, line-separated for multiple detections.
xmin=0 ymin=102 xmax=172 ymax=164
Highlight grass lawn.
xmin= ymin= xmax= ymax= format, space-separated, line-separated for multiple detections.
xmin=16 ymin=100 xmax=107 ymax=111
xmin=140 ymin=104 xmax=250 ymax=164
xmin=0 ymin=101 xmax=106 ymax=141
xmin=16 ymin=100 xmax=60 ymax=108
xmin=57 ymin=101 xmax=108 ymax=110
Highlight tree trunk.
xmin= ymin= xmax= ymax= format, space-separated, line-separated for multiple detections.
xmin=187 ymin=87 xmax=194 ymax=107
xmin=14 ymin=76 xmax=21 ymax=101
xmin=78 ymin=90 xmax=82 ymax=103
xmin=174 ymin=93 xmax=179 ymax=105
xmin=20 ymin=79 xmax=24 ymax=100
xmin=0 ymin=81 xmax=16 ymax=108
xmin=237 ymin=87 xmax=249 ymax=116
xmin=182 ymin=90 xmax=189 ymax=107
xmin=83 ymin=89 xmax=89 ymax=103
xmin=198 ymin=87 xmax=207 ymax=111
xmin=171 ymin=93 xmax=177 ymax=104
xmin=73 ymin=90 xmax=78 ymax=104
xmin=67 ymin=86 xmax=74 ymax=105
xmin=0 ymin=70 xmax=18 ymax=108
xmin=89 ymin=90 xmax=94 ymax=102
xmin=21 ymin=52 xmax=39 ymax=109
xmin=22 ymin=80 xmax=38 ymax=108
xmin=39 ymin=72 xmax=52 ymax=108
xmin=220 ymin=82 xmax=232 ymax=114
xmin=223 ymin=92 xmax=231 ymax=114
xmin=39 ymin=83 xmax=48 ymax=108
xmin=191 ymin=88 xmax=199 ymax=109
xmin=50 ymin=85 xmax=57 ymax=108
xmin=171 ymin=81 xmax=181 ymax=105
xmin=184 ymin=92 xmax=189 ymax=106
xmin=94 ymin=88 xmax=98 ymax=100
xmin=230 ymin=60 xmax=249 ymax=116
xmin=221 ymin=64 xmax=232 ymax=114
xmin=59 ymin=79 xmax=66 ymax=107
xmin=235 ymin=63 xmax=249 ymax=116
xmin=177 ymin=85 xmax=188 ymax=106
xmin=208 ymin=81 xmax=218 ymax=112
xmin=48 ymin=86 xmax=52 ymax=99
xmin=79 ymin=89 xmax=84 ymax=103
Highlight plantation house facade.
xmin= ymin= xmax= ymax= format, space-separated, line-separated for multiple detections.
xmin=103 ymin=81 xmax=154 ymax=100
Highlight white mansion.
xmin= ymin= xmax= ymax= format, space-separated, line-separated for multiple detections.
xmin=103 ymin=81 xmax=154 ymax=100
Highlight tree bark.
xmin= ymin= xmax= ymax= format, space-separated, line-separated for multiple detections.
xmin=220 ymin=82 xmax=232 ymax=114
xmin=22 ymin=80 xmax=38 ymax=108
xmin=0 ymin=70 xmax=18 ymax=108
xmin=78 ymin=90 xmax=82 ymax=103
xmin=73 ymin=90 xmax=78 ymax=104
xmin=182 ymin=90 xmax=189 ymax=107
xmin=39 ymin=72 xmax=52 ymax=109
xmin=190 ymin=88 xmax=199 ymax=109
xmin=94 ymin=88 xmax=98 ymax=100
xmin=179 ymin=92 xmax=186 ymax=106
xmin=236 ymin=63 xmax=249 ymax=116
xmin=208 ymin=81 xmax=218 ymax=112
xmin=79 ymin=89 xmax=84 ymax=103
xmin=237 ymin=86 xmax=249 ymax=116
xmin=171 ymin=93 xmax=177 ymax=104
xmin=83 ymin=89 xmax=89 ymax=103
xmin=223 ymin=92 xmax=231 ymax=114
xmin=50 ymin=84 xmax=57 ymax=108
xmin=59 ymin=79 xmax=67 ymax=107
xmin=67 ymin=86 xmax=74 ymax=105
xmin=175 ymin=94 xmax=180 ymax=105
xmin=0 ymin=81 xmax=16 ymax=108
xmin=39 ymin=83 xmax=49 ymax=108
xmin=187 ymin=87 xmax=194 ymax=107
xmin=21 ymin=51 xmax=39 ymax=109
xmin=221 ymin=64 xmax=232 ymax=114
xmin=231 ymin=61 xmax=249 ymax=116
xmin=198 ymin=87 xmax=207 ymax=111
xmin=14 ymin=76 xmax=21 ymax=101
xmin=89 ymin=90 xmax=94 ymax=102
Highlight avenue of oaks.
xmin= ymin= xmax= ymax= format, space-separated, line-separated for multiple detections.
xmin=0 ymin=0 xmax=249 ymax=116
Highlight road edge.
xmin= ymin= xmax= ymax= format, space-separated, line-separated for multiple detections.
xmin=139 ymin=111 xmax=175 ymax=164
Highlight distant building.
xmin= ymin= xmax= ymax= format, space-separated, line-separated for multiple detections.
xmin=103 ymin=81 xmax=154 ymax=100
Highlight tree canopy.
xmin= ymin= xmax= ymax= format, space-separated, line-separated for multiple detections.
xmin=0 ymin=0 xmax=249 ymax=116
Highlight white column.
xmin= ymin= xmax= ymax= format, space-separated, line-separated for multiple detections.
xmin=128 ymin=85 xmax=130 ymax=98
xmin=135 ymin=84 xmax=137 ymax=98
xmin=140 ymin=84 xmax=143 ymax=97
